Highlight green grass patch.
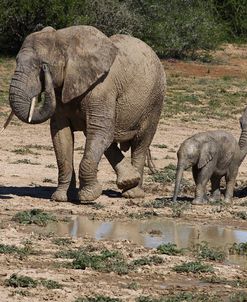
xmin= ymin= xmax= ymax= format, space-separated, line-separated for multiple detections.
xmin=157 ymin=243 xmax=183 ymax=256
xmin=11 ymin=147 xmax=40 ymax=155
xmin=11 ymin=159 xmax=40 ymax=165
xmin=173 ymin=261 xmax=214 ymax=273
xmin=235 ymin=211 xmax=247 ymax=220
xmin=75 ymin=297 xmax=122 ymax=302
xmin=128 ymin=211 xmax=158 ymax=219
xmin=229 ymin=242 xmax=247 ymax=256
xmin=6 ymin=274 xmax=38 ymax=288
xmin=56 ymin=248 xmax=130 ymax=275
xmin=144 ymin=198 xmax=171 ymax=208
xmin=13 ymin=209 xmax=57 ymax=226
xmin=5 ymin=274 xmax=63 ymax=289
xmin=164 ymin=75 xmax=247 ymax=121
xmin=0 ymin=243 xmax=34 ymax=258
xmin=171 ymin=202 xmax=189 ymax=218
xmin=39 ymin=278 xmax=63 ymax=289
xmin=153 ymin=144 xmax=168 ymax=149
xmin=230 ymin=291 xmax=247 ymax=302
xmin=131 ymin=256 xmax=163 ymax=266
xmin=194 ymin=241 xmax=226 ymax=262
xmin=151 ymin=164 xmax=176 ymax=183
xmin=137 ymin=292 xmax=221 ymax=302
xmin=52 ymin=237 xmax=72 ymax=246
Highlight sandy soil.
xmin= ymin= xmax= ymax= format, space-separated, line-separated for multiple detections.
xmin=0 ymin=44 xmax=247 ymax=301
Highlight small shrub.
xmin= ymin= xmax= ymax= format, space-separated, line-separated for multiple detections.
xmin=230 ymin=291 xmax=247 ymax=302
xmin=5 ymin=274 xmax=38 ymax=288
xmin=171 ymin=202 xmax=189 ymax=218
xmin=0 ymin=243 xmax=35 ymax=258
xmin=132 ymin=256 xmax=163 ymax=266
xmin=153 ymin=144 xmax=168 ymax=149
xmin=40 ymin=278 xmax=63 ymax=289
xmin=74 ymin=296 xmax=122 ymax=302
xmin=52 ymin=238 xmax=72 ymax=246
xmin=229 ymin=242 xmax=247 ymax=256
xmin=173 ymin=261 xmax=214 ymax=273
xmin=235 ymin=211 xmax=247 ymax=220
xmin=157 ymin=243 xmax=183 ymax=256
xmin=144 ymin=198 xmax=171 ymax=208
xmin=56 ymin=248 xmax=129 ymax=275
xmin=13 ymin=209 xmax=57 ymax=226
xmin=152 ymin=164 xmax=176 ymax=183
xmin=194 ymin=241 xmax=226 ymax=262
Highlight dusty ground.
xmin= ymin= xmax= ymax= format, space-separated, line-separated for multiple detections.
xmin=0 ymin=44 xmax=247 ymax=301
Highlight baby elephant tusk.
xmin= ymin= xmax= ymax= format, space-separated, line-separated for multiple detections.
xmin=28 ymin=96 xmax=38 ymax=123
xmin=0 ymin=111 xmax=14 ymax=134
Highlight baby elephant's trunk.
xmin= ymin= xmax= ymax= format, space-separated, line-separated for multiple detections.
xmin=172 ymin=165 xmax=184 ymax=202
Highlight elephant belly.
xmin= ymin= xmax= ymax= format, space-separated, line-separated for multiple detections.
xmin=114 ymin=129 xmax=138 ymax=142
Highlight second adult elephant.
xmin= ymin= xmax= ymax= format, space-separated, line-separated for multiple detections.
xmin=9 ymin=26 xmax=166 ymax=202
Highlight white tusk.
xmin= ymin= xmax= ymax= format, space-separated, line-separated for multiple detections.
xmin=0 ymin=111 xmax=14 ymax=134
xmin=28 ymin=97 xmax=37 ymax=123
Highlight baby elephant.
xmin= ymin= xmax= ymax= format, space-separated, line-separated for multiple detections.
xmin=173 ymin=109 xmax=247 ymax=204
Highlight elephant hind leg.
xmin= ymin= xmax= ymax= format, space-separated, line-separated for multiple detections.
xmin=209 ymin=175 xmax=221 ymax=202
xmin=104 ymin=142 xmax=140 ymax=190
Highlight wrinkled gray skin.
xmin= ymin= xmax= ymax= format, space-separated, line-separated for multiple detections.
xmin=9 ymin=26 xmax=166 ymax=202
xmin=173 ymin=107 xmax=247 ymax=204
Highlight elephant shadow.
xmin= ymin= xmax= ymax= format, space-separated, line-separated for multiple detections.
xmin=0 ymin=186 xmax=56 ymax=200
xmin=0 ymin=186 xmax=122 ymax=202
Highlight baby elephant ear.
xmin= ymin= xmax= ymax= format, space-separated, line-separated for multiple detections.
xmin=198 ymin=141 xmax=217 ymax=169
xmin=62 ymin=26 xmax=118 ymax=103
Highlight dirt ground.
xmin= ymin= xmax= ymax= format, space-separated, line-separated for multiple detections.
xmin=0 ymin=44 xmax=247 ymax=301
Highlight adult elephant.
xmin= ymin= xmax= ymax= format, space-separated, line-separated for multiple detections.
xmin=9 ymin=26 xmax=166 ymax=202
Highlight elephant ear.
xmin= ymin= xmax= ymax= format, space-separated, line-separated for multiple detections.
xmin=62 ymin=26 xmax=118 ymax=103
xmin=198 ymin=140 xmax=217 ymax=169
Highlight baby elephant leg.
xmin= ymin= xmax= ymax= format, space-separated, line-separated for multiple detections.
xmin=104 ymin=143 xmax=140 ymax=191
xmin=210 ymin=175 xmax=221 ymax=202
xmin=224 ymin=169 xmax=238 ymax=204
xmin=192 ymin=164 xmax=214 ymax=205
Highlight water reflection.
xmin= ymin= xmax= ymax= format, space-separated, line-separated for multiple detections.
xmin=47 ymin=216 xmax=247 ymax=250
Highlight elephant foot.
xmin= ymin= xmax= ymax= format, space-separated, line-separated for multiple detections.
xmin=122 ymin=186 xmax=145 ymax=199
xmin=78 ymin=182 xmax=102 ymax=202
xmin=51 ymin=189 xmax=68 ymax=202
xmin=209 ymin=194 xmax=221 ymax=203
xmin=224 ymin=197 xmax=232 ymax=204
xmin=116 ymin=159 xmax=140 ymax=190
xmin=192 ymin=197 xmax=208 ymax=205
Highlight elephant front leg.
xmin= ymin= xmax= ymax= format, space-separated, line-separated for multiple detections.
xmin=104 ymin=143 xmax=140 ymax=190
xmin=50 ymin=116 xmax=76 ymax=202
xmin=192 ymin=166 xmax=212 ymax=205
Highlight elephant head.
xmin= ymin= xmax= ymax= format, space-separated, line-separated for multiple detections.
xmin=172 ymin=138 xmax=217 ymax=202
xmin=9 ymin=26 xmax=118 ymax=124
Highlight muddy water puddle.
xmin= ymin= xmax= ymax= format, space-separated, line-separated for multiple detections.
xmin=32 ymin=216 xmax=247 ymax=268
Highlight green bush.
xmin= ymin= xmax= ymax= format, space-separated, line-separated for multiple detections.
xmin=128 ymin=0 xmax=223 ymax=58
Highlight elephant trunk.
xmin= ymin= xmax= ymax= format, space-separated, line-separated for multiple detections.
xmin=239 ymin=129 xmax=247 ymax=162
xmin=9 ymin=65 xmax=56 ymax=124
xmin=172 ymin=164 xmax=184 ymax=203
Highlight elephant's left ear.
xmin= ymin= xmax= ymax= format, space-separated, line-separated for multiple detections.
xmin=62 ymin=26 xmax=118 ymax=103
xmin=198 ymin=140 xmax=217 ymax=169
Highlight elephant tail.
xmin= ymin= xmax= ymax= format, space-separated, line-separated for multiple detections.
xmin=172 ymin=165 xmax=184 ymax=203
xmin=0 ymin=110 xmax=14 ymax=134
xmin=146 ymin=148 xmax=157 ymax=174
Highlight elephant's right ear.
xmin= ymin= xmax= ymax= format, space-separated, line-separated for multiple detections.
xmin=198 ymin=141 xmax=217 ymax=169
xmin=62 ymin=26 xmax=118 ymax=103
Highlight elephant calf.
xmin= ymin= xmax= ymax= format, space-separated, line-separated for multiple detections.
xmin=173 ymin=107 xmax=247 ymax=204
